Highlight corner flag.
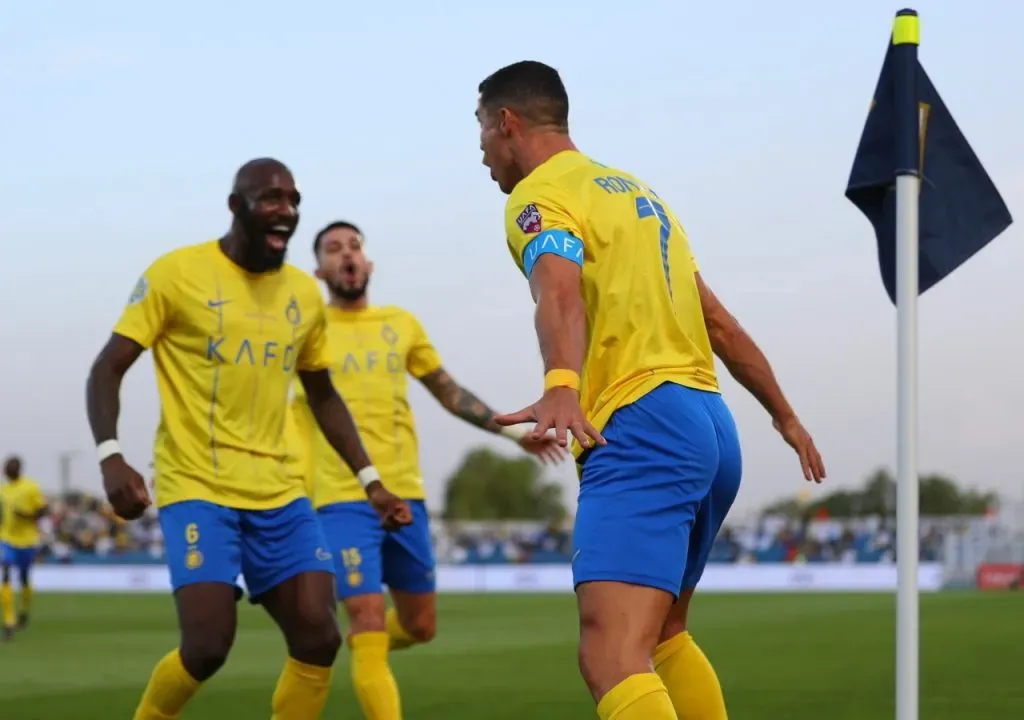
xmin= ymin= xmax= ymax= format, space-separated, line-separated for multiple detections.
xmin=845 ymin=13 xmax=1013 ymax=303
xmin=844 ymin=10 xmax=1013 ymax=720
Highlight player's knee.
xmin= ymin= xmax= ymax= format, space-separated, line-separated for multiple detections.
xmin=289 ymin=613 xmax=342 ymax=666
xmin=401 ymin=606 xmax=436 ymax=644
xmin=345 ymin=596 xmax=387 ymax=635
xmin=180 ymin=628 xmax=234 ymax=681
xmin=578 ymin=608 xmax=632 ymax=698
xmin=576 ymin=586 xmax=666 ymax=700
xmin=17 ymin=568 xmax=29 ymax=588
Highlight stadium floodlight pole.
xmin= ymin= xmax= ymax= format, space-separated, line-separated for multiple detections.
xmin=892 ymin=9 xmax=921 ymax=720
xmin=58 ymin=450 xmax=80 ymax=497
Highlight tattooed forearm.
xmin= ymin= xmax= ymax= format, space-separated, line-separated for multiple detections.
xmin=420 ymin=368 xmax=501 ymax=432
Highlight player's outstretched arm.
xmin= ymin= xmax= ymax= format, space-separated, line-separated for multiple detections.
xmin=494 ymin=254 xmax=603 ymax=449
xmin=418 ymin=368 xmax=566 ymax=463
xmin=86 ymin=334 xmax=152 ymax=518
xmin=695 ymin=273 xmax=825 ymax=483
xmin=419 ymin=368 xmax=501 ymax=432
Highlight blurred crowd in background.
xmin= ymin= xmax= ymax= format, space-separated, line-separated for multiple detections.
xmin=33 ymin=491 xmax=966 ymax=566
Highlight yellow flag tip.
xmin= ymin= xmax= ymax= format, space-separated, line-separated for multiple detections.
xmin=893 ymin=9 xmax=920 ymax=46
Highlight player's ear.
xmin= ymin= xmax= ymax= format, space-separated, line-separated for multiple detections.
xmin=366 ymin=260 xmax=375 ymax=277
xmin=313 ymin=266 xmax=325 ymax=280
xmin=498 ymin=107 xmax=514 ymax=137
xmin=227 ymin=193 xmax=240 ymax=214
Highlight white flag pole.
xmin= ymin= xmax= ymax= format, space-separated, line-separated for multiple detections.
xmin=895 ymin=169 xmax=919 ymax=720
xmin=892 ymin=9 xmax=921 ymax=720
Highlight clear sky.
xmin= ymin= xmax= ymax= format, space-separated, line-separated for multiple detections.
xmin=1 ymin=0 xmax=1021 ymax=516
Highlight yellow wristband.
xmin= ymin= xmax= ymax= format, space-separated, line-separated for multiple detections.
xmin=544 ymin=369 xmax=580 ymax=392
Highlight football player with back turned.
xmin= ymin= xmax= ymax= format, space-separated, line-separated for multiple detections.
xmin=476 ymin=62 xmax=826 ymax=719
xmin=85 ymin=158 xmax=410 ymax=720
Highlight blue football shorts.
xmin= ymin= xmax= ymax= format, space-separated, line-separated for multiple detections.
xmin=0 ymin=544 xmax=37 ymax=575
xmin=573 ymin=381 xmax=743 ymax=597
xmin=159 ymin=496 xmax=334 ymax=602
xmin=316 ymin=499 xmax=435 ymax=600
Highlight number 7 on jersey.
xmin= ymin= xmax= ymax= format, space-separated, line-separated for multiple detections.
xmin=635 ymin=196 xmax=673 ymax=299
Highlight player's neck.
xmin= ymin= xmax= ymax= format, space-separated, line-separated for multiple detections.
xmin=219 ymin=232 xmax=253 ymax=271
xmin=329 ymin=295 xmax=369 ymax=312
xmin=219 ymin=230 xmax=267 ymax=274
xmin=519 ymin=133 xmax=578 ymax=178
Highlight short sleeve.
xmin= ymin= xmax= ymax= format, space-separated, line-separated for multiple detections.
xmin=405 ymin=314 xmax=442 ymax=379
xmin=297 ymin=294 xmax=332 ymax=372
xmin=112 ymin=254 xmax=179 ymax=349
xmin=504 ymin=183 xmax=585 ymax=279
xmin=287 ymin=390 xmax=317 ymax=499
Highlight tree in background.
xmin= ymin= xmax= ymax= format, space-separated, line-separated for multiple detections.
xmin=761 ymin=467 xmax=999 ymax=519
xmin=443 ymin=447 xmax=566 ymax=521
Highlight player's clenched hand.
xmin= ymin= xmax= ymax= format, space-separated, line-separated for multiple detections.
xmin=100 ymin=455 xmax=151 ymax=520
xmin=367 ymin=482 xmax=413 ymax=531
xmin=495 ymin=387 xmax=605 ymax=450
xmin=773 ymin=414 xmax=826 ymax=484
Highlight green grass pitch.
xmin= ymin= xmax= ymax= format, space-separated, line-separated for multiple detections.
xmin=0 ymin=592 xmax=1020 ymax=718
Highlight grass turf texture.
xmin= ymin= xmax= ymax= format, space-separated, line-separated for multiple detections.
xmin=0 ymin=592 xmax=1020 ymax=718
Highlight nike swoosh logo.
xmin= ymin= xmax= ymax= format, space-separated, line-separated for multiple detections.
xmin=208 ymin=299 xmax=231 ymax=308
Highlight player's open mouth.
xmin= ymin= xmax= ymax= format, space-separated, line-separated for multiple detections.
xmin=266 ymin=225 xmax=292 ymax=252
xmin=342 ymin=262 xmax=358 ymax=283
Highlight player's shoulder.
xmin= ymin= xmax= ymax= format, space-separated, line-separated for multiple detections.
xmin=146 ymin=240 xmax=216 ymax=280
xmin=506 ymin=151 xmax=609 ymax=221
xmin=508 ymin=153 xmax=579 ymax=206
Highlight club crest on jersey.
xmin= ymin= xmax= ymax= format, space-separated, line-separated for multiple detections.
xmin=516 ymin=203 xmax=543 ymax=234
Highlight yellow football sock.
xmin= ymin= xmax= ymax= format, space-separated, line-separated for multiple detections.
xmin=20 ymin=584 xmax=32 ymax=615
xmin=385 ymin=608 xmax=417 ymax=651
xmin=349 ymin=631 xmax=402 ymax=719
xmin=132 ymin=649 xmax=202 ymax=720
xmin=654 ymin=631 xmax=727 ymax=720
xmin=1 ymin=583 xmax=15 ymax=628
xmin=271 ymin=656 xmax=333 ymax=720
xmin=596 ymin=672 xmax=677 ymax=719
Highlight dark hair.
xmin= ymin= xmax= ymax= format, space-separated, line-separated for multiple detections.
xmin=478 ymin=60 xmax=569 ymax=130
xmin=313 ymin=221 xmax=362 ymax=256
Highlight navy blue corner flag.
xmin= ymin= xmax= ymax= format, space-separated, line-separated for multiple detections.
xmin=846 ymin=42 xmax=1013 ymax=303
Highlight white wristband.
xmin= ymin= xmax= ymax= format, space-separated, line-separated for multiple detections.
xmin=357 ymin=465 xmax=381 ymax=489
xmin=499 ymin=425 xmax=530 ymax=441
xmin=97 ymin=440 xmax=122 ymax=463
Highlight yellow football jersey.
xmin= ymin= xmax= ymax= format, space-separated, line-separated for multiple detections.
xmin=504 ymin=150 xmax=719 ymax=457
xmin=293 ymin=306 xmax=442 ymax=506
xmin=113 ymin=240 xmax=333 ymax=510
xmin=0 ymin=477 xmax=46 ymax=548
xmin=285 ymin=387 xmax=316 ymax=498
